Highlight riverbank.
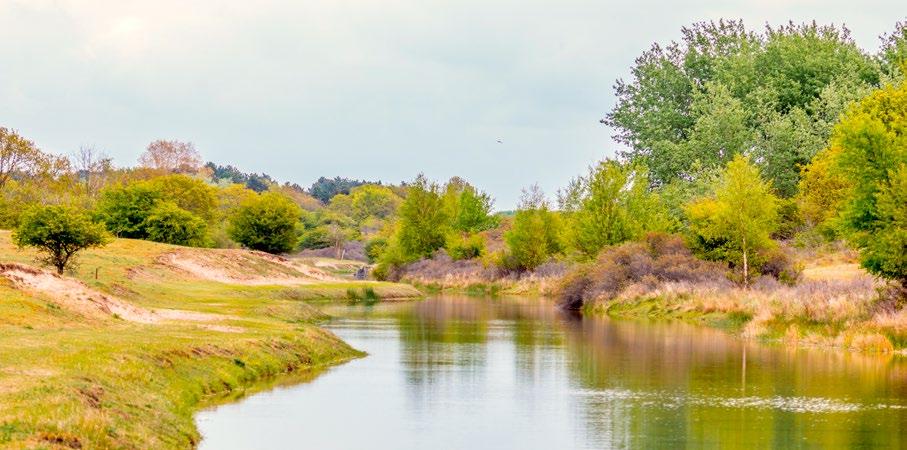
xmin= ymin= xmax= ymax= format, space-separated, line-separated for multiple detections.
xmin=0 ymin=232 xmax=417 ymax=448
xmin=571 ymin=240 xmax=904 ymax=353
xmin=395 ymin=236 xmax=906 ymax=353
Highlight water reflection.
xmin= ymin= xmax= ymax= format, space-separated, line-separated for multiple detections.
xmin=197 ymin=296 xmax=907 ymax=449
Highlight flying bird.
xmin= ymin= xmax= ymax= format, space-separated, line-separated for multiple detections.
xmin=496 ymin=139 xmax=503 ymax=144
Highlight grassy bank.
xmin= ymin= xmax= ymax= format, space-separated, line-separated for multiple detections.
xmin=583 ymin=261 xmax=903 ymax=353
xmin=557 ymin=234 xmax=905 ymax=353
xmin=0 ymin=232 xmax=417 ymax=448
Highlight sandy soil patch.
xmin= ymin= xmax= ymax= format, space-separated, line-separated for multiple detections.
xmin=0 ymin=263 xmax=242 ymax=329
xmin=0 ymin=263 xmax=159 ymax=324
xmin=159 ymin=249 xmax=338 ymax=285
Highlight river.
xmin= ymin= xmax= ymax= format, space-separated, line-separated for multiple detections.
xmin=196 ymin=295 xmax=907 ymax=449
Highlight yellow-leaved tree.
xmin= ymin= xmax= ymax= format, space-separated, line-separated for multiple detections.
xmin=686 ymin=155 xmax=779 ymax=287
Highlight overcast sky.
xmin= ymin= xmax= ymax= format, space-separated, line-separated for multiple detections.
xmin=0 ymin=1 xmax=903 ymax=208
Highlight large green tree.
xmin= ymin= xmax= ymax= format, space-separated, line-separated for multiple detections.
xmin=394 ymin=175 xmax=449 ymax=259
xmin=605 ymin=20 xmax=880 ymax=196
xmin=832 ymin=82 xmax=907 ymax=283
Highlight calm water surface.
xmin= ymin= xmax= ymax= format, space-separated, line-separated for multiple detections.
xmin=197 ymin=296 xmax=907 ymax=449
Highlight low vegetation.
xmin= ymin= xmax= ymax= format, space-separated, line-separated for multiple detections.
xmin=0 ymin=233 xmax=416 ymax=448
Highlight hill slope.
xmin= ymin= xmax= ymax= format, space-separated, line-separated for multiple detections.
xmin=0 ymin=232 xmax=417 ymax=449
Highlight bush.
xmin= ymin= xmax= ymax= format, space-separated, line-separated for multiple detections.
xmin=298 ymin=226 xmax=332 ymax=250
xmin=228 ymin=192 xmax=301 ymax=254
xmin=95 ymin=184 xmax=162 ymax=238
xmin=447 ymin=233 xmax=485 ymax=260
xmin=557 ymin=233 xmax=726 ymax=310
xmin=757 ymin=247 xmax=803 ymax=286
xmin=14 ymin=205 xmax=110 ymax=274
xmin=143 ymin=202 xmax=209 ymax=247
xmin=364 ymin=237 xmax=388 ymax=263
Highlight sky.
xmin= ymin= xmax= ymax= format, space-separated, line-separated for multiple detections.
xmin=0 ymin=1 xmax=904 ymax=208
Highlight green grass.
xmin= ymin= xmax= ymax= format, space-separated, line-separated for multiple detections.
xmin=0 ymin=232 xmax=424 ymax=448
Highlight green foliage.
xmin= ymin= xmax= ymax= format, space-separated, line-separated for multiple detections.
xmin=299 ymin=226 xmax=332 ymax=250
xmin=146 ymin=174 xmax=218 ymax=222
xmin=606 ymin=20 xmax=880 ymax=195
xmin=503 ymin=186 xmax=563 ymax=271
xmin=13 ymin=205 xmax=110 ymax=274
xmin=447 ymin=233 xmax=486 ymax=261
xmin=143 ymin=202 xmax=209 ymax=247
xmin=347 ymin=184 xmax=401 ymax=221
xmin=832 ymin=82 xmax=907 ymax=283
xmin=395 ymin=175 xmax=449 ymax=259
xmin=94 ymin=180 xmax=211 ymax=247
xmin=565 ymin=161 xmax=673 ymax=259
xmin=364 ymin=237 xmax=388 ymax=263
xmin=880 ymin=22 xmax=907 ymax=77
xmin=308 ymin=176 xmax=370 ymax=203
xmin=228 ymin=192 xmax=301 ymax=254
xmin=451 ymin=185 xmax=499 ymax=233
xmin=95 ymin=184 xmax=163 ymax=238
xmin=796 ymin=146 xmax=851 ymax=239
xmin=206 ymin=162 xmax=275 ymax=192
xmin=686 ymin=155 xmax=779 ymax=285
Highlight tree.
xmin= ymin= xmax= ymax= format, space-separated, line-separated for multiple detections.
xmin=308 ymin=176 xmax=370 ymax=203
xmin=567 ymin=161 xmax=673 ymax=259
xmin=879 ymin=21 xmax=907 ymax=77
xmin=452 ymin=185 xmax=498 ymax=233
xmin=605 ymin=20 xmax=879 ymax=193
xmin=144 ymin=202 xmax=209 ymax=247
xmin=348 ymin=184 xmax=401 ymax=221
xmin=95 ymin=184 xmax=163 ymax=238
xmin=394 ymin=175 xmax=449 ymax=259
xmin=796 ymin=146 xmax=850 ymax=238
xmin=832 ymin=82 xmax=907 ymax=283
xmin=14 ymin=205 xmax=110 ymax=274
xmin=686 ymin=155 xmax=779 ymax=286
xmin=147 ymin=174 xmax=218 ymax=222
xmin=504 ymin=185 xmax=563 ymax=271
xmin=138 ymin=140 xmax=202 ymax=173
xmin=228 ymin=192 xmax=301 ymax=254
xmin=71 ymin=146 xmax=113 ymax=199
xmin=0 ymin=128 xmax=50 ymax=190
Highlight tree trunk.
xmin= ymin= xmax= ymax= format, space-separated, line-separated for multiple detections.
xmin=742 ymin=237 xmax=749 ymax=289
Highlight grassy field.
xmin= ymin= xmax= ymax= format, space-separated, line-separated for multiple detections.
xmin=0 ymin=232 xmax=418 ymax=448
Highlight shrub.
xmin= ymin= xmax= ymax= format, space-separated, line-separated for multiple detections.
xmin=447 ymin=233 xmax=485 ymax=260
xmin=758 ymin=248 xmax=803 ymax=285
xmin=228 ymin=192 xmax=301 ymax=254
xmin=557 ymin=233 xmax=726 ymax=310
xmin=298 ymin=226 xmax=331 ymax=250
xmin=14 ymin=205 xmax=111 ymax=274
xmin=143 ymin=202 xmax=209 ymax=247
xmin=364 ymin=237 xmax=388 ymax=263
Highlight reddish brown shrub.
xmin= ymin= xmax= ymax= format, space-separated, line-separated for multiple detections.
xmin=557 ymin=233 xmax=726 ymax=310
